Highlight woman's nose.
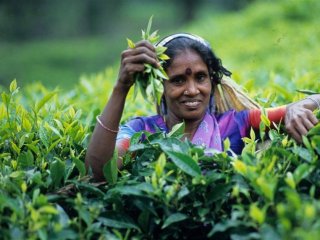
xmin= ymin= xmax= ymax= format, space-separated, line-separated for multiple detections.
xmin=184 ymin=80 xmax=200 ymax=95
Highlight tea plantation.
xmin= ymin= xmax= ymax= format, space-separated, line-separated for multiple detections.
xmin=1 ymin=0 xmax=320 ymax=239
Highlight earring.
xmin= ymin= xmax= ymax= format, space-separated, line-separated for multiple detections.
xmin=209 ymin=94 xmax=215 ymax=113
xmin=184 ymin=90 xmax=189 ymax=95
xmin=160 ymin=97 xmax=167 ymax=115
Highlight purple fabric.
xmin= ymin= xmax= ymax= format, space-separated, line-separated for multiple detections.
xmin=117 ymin=110 xmax=250 ymax=154
xmin=191 ymin=113 xmax=222 ymax=151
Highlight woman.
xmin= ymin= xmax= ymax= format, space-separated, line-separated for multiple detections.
xmin=86 ymin=33 xmax=320 ymax=181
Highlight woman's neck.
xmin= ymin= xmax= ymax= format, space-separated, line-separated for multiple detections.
xmin=164 ymin=114 xmax=205 ymax=140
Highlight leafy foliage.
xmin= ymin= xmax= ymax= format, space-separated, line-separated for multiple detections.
xmin=1 ymin=79 xmax=320 ymax=239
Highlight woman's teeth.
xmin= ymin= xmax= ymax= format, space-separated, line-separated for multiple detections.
xmin=184 ymin=101 xmax=199 ymax=107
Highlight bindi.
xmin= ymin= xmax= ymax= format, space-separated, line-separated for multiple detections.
xmin=185 ymin=67 xmax=192 ymax=75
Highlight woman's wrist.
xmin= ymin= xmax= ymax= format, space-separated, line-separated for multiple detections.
xmin=113 ymin=81 xmax=132 ymax=95
xmin=303 ymin=95 xmax=320 ymax=111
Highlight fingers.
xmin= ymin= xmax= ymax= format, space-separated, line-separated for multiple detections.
xmin=122 ymin=51 xmax=159 ymax=68
xmin=116 ymin=41 xmax=160 ymax=88
xmin=287 ymin=127 xmax=302 ymax=143
xmin=122 ymin=40 xmax=159 ymax=68
xmin=308 ymin=111 xmax=319 ymax=125
xmin=120 ymin=63 xmax=145 ymax=76
xmin=285 ymin=108 xmax=319 ymax=142
xmin=134 ymin=40 xmax=156 ymax=51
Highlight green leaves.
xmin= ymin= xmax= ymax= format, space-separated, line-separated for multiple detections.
xmin=127 ymin=16 xmax=169 ymax=105
xmin=9 ymin=79 xmax=18 ymax=94
xmin=17 ymin=150 xmax=34 ymax=169
xmin=126 ymin=38 xmax=135 ymax=48
xmin=103 ymin=150 xmax=118 ymax=184
xmin=166 ymin=151 xmax=201 ymax=177
xmin=162 ymin=213 xmax=188 ymax=229
xmin=167 ymin=122 xmax=185 ymax=138
xmin=99 ymin=214 xmax=140 ymax=230
xmin=35 ymin=91 xmax=57 ymax=113
xmin=50 ymin=158 xmax=65 ymax=188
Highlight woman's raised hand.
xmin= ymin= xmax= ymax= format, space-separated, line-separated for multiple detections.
xmin=116 ymin=40 xmax=160 ymax=91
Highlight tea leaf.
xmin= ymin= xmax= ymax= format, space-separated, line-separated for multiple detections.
xmin=38 ymin=206 xmax=58 ymax=215
xmin=223 ymin=138 xmax=231 ymax=152
xmin=17 ymin=150 xmax=34 ymax=168
xmin=98 ymin=214 xmax=140 ymax=230
xmin=166 ymin=151 xmax=201 ymax=177
xmin=145 ymin=15 xmax=153 ymax=37
xmin=261 ymin=113 xmax=271 ymax=128
xmin=256 ymin=176 xmax=275 ymax=201
xmin=296 ymin=89 xmax=318 ymax=95
xmin=127 ymin=38 xmax=135 ymax=49
xmin=50 ymin=158 xmax=65 ymax=188
xmin=155 ymin=153 xmax=166 ymax=177
xmin=249 ymin=203 xmax=265 ymax=225
xmin=73 ymin=158 xmax=86 ymax=178
xmin=168 ymin=122 xmax=185 ymax=138
xmin=22 ymin=117 xmax=32 ymax=132
xmin=25 ymin=144 xmax=40 ymax=156
xmin=9 ymin=79 xmax=17 ymax=93
xmin=285 ymin=172 xmax=296 ymax=189
xmin=307 ymin=123 xmax=320 ymax=136
xmin=293 ymin=163 xmax=314 ymax=184
xmin=153 ymin=68 xmax=168 ymax=80
xmin=1 ymin=92 xmax=10 ymax=107
xmin=103 ymin=149 xmax=118 ymax=184
xmin=35 ymin=91 xmax=57 ymax=113
xmin=162 ymin=213 xmax=188 ymax=229
xmin=11 ymin=141 xmax=20 ymax=154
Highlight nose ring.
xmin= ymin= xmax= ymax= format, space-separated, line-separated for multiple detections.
xmin=184 ymin=90 xmax=200 ymax=95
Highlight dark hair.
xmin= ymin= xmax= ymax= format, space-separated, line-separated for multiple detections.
xmin=161 ymin=36 xmax=231 ymax=84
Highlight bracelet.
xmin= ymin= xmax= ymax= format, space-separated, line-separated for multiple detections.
xmin=96 ymin=115 xmax=119 ymax=134
xmin=306 ymin=96 xmax=320 ymax=110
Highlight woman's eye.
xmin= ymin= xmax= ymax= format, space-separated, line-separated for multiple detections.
xmin=170 ymin=77 xmax=184 ymax=85
xmin=196 ymin=73 xmax=207 ymax=82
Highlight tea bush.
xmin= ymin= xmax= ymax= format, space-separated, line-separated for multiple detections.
xmin=1 ymin=76 xmax=320 ymax=239
xmin=1 ymin=0 xmax=320 ymax=239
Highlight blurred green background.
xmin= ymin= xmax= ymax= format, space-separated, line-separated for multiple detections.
xmin=0 ymin=0 xmax=319 ymax=91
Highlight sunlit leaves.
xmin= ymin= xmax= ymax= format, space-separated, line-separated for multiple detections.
xmin=103 ymin=149 xmax=118 ymax=184
xmin=35 ymin=91 xmax=57 ymax=113
xmin=167 ymin=121 xmax=185 ymax=138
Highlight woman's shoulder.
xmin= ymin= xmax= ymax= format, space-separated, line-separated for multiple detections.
xmin=214 ymin=109 xmax=250 ymax=121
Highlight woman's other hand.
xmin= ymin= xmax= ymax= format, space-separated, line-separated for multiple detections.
xmin=285 ymin=97 xmax=319 ymax=142
xmin=116 ymin=40 xmax=160 ymax=91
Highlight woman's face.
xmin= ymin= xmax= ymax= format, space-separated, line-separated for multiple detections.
xmin=164 ymin=49 xmax=212 ymax=122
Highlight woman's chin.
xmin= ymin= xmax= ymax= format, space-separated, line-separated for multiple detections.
xmin=180 ymin=110 xmax=206 ymax=121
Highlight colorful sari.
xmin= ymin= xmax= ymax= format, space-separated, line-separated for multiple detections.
xmin=116 ymin=110 xmax=251 ymax=155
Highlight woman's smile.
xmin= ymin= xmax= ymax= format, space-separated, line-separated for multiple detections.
xmin=181 ymin=99 xmax=202 ymax=108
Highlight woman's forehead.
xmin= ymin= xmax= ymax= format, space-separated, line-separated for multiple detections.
xmin=167 ymin=49 xmax=207 ymax=72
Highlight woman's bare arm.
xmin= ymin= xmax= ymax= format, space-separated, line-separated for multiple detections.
xmin=85 ymin=41 xmax=159 ymax=181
